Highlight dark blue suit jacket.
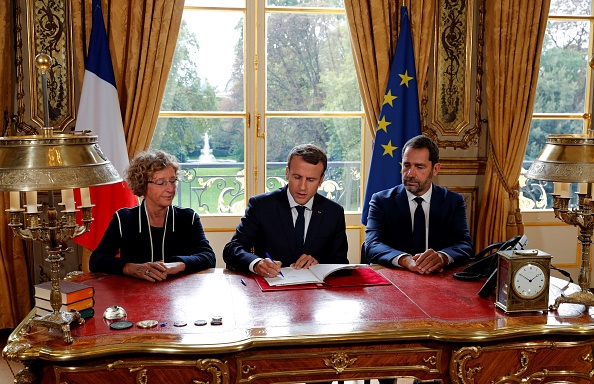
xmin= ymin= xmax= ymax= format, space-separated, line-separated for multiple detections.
xmin=223 ymin=186 xmax=348 ymax=272
xmin=364 ymin=184 xmax=472 ymax=267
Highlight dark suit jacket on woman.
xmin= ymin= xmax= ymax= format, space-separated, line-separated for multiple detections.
xmin=223 ymin=186 xmax=348 ymax=272
xmin=364 ymin=184 xmax=472 ymax=267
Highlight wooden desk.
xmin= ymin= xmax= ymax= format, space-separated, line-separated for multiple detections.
xmin=3 ymin=267 xmax=594 ymax=384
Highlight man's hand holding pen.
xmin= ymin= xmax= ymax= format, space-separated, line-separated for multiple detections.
xmin=255 ymin=258 xmax=282 ymax=278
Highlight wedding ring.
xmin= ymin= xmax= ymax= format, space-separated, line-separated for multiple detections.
xmin=145 ymin=269 xmax=151 ymax=275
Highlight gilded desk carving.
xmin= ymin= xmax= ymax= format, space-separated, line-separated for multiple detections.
xmin=196 ymin=358 xmax=229 ymax=384
xmin=128 ymin=365 xmax=148 ymax=384
xmin=452 ymin=340 xmax=594 ymax=384
xmin=323 ymin=352 xmax=357 ymax=373
xmin=2 ymin=339 xmax=32 ymax=361
xmin=452 ymin=346 xmax=483 ymax=383
xmin=13 ymin=366 xmax=35 ymax=384
xmin=54 ymin=358 xmax=230 ymax=384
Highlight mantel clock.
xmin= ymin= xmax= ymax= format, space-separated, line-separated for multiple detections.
xmin=495 ymin=249 xmax=552 ymax=313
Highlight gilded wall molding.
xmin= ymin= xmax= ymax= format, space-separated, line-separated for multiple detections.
xmin=446 ymin=186 xmax=478 ymax=237
xmin=23 ymin=0 xmax=75 ymax=132
xmin=439 ymin=157 xmax=486 ymax=175
xmin=10 ymin=0 xmax=36 ymax=136
xmin=423 ymin=0 xmax=485 ymax=150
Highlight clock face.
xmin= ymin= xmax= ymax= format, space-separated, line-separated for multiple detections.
xmin=512 ymin=263 xmax=547 ymax=299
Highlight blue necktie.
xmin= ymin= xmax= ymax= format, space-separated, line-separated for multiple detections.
xmin=295 ymin=205 xmax=306 ymax=255
xmin=413 ymin=197 xmax=425 ymax=254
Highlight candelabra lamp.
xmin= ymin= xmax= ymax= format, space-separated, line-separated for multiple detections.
xmin=526 ymin=134 xmax=594 ymax=311
xmin=0 ymin=53 xmax=121 ymax=344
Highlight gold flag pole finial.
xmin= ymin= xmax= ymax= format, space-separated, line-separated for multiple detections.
xmin=34 ymin=53 xmax=54 ymax=130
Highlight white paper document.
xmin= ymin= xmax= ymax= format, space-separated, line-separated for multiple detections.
xmin=264 ymin=264 xmax=368 ymax=286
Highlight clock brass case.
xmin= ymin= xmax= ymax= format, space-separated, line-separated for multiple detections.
xmin=495 ymin=249 xmax=552 ymax=313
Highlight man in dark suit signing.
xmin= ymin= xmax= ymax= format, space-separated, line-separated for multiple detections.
xmin=365 ymin=135 xmax=473 ymax=275
xmin=223 ymin=144 xmax=348 ymax=277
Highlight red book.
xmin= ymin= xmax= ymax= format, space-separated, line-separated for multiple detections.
xmin=35 ymin=296 xmax=94 ymax=312
xmin=34 ymin=280 xmax=94 ymax=304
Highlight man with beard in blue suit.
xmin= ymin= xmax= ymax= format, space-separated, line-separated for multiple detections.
xmin=223 ymin=144 xmax=348 ymax=278
xmin=364 ymin=135 xmax=473 ymax=275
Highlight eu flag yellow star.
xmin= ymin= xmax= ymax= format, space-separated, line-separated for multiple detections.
xmin=381 ymin=140 xmax=397 ymax=157
xmin=377 ymin=116 xmax=391 ymax=133
xmin=383 ymin=90 xmax=398 ymax=106
xmin=399 ymin=70 xmax=414 ymax=87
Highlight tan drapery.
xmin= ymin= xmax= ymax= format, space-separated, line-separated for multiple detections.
xmin=344 ymin=0 xmax=434 ymax=137
xmin=0 ymin=196 xmax=30 ymax=329
xmin=72 ymin=0 xmax=184 ymax=156
xmin=72 ymin=0 xmax=183 ymax=265
xmin=475 ymin=0 xmax=550 ymax=251
xmin=0 ymin=1 xmax=32 ymax=329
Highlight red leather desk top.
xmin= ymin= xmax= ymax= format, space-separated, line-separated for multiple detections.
xmin=13 ymin=267 xmax=594 ymax=359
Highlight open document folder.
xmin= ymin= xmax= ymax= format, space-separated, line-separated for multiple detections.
xmin=253 ymin=264 xmax=392 ymax=291
xmin=264 ymin=264 xmax=368 ymax=286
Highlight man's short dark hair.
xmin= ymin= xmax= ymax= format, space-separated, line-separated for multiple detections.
xmin=287 ymin=144 xmax=328 ymax=173
xmin=402 ymin=135 xmax=440 ymax=165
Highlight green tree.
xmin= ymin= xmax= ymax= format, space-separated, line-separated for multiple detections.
xmin=526 ymin=15 xmax=589 ymax=160
xmin=209 ymin=18 xmax=245 ymax=162
xmin=151 ymin=20 xmax=218 ymax=161
xmin=319 ymin=21 xmax=361 ymax=161
xmin=218 ymin=1 xmax=359 ymax=162
xmin=188 ymin=1 xmax=360 ymax=164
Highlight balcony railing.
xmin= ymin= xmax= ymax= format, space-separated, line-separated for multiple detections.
xmin=175 ymin=161 xmax=361 ymax=214
xmin=173 ymin=160 xmax=578 ymax=214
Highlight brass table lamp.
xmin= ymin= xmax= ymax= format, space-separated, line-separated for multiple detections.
xmin=0 ymin=53 xmax=121 ymax=344
xmin=526 ymin=134 xmax=594 ymax=310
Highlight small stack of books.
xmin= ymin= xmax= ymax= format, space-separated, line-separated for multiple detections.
xmin=34 ymin=280 xmax=95 ymax=319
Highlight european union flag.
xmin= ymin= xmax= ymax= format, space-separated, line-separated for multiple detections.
xmin=361 ymin=6 xmax=422 ymax=225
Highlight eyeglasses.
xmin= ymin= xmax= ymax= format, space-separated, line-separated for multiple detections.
xmin=148 ymin=178 xmax=178 ymax=187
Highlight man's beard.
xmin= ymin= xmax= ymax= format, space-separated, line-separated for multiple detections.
xmin=402 ymin=175 xmax=432 ymax=195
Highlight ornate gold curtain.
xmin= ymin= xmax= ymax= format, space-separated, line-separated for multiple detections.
xmin=72 ymin=0 xmax=184 ymax=156
xmin=0 ymin=2 xmax=31 ymax=329
xmin=475 ymin=0 xmax=550 ymax=251
xmin=344 ymin=0 xmax=434 ymax=137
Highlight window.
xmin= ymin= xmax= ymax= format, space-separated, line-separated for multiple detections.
xmin=521 ymin=0 xmax=594 ymax=210
xmin=151 ymin=0 xmax=363 ymax=216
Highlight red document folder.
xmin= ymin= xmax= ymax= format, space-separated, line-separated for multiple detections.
xmin=254 ymin=267 xmax=392 ymax=292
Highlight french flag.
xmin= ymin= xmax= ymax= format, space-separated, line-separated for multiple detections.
xmin=73 ymin=0 xmax=137 ymax=251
